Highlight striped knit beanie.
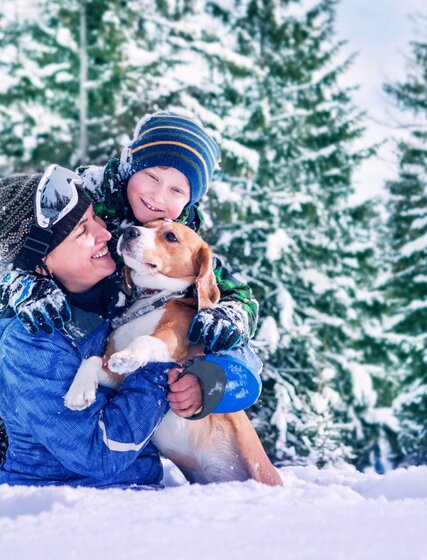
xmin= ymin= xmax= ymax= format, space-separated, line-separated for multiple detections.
xmin=0 ymin=173 xmax=91 ymax=270
xmin=119 ymin=111 xmax=221 ymax=208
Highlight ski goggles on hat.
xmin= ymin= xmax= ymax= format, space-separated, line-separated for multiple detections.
xmin=14 ymin=165 xmax=84 ymax=271
xmin=35 ymin=164 xmax=82 ymax=229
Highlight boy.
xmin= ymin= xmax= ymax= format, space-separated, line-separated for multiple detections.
xmin=1 ymin=112 xmax=258 ymax=355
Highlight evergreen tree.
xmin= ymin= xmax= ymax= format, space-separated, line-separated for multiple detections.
xmin=339 ymin=199 xmax=400 ymax=471
xmin=200 ymin=0 xmax=383 ymax=467
xmin=0 ymin=0 xmax=186 ymax=173
xmin=383 ymin=16 xmax=427 ymax=464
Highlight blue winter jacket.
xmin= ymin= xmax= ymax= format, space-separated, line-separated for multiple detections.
xmin=0 ymin=308 xmax=262 ymax=489
xmin=0 ymin=314 xmax=171 ymax=489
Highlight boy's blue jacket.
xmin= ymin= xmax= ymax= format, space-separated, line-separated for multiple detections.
xmin=0 ymin=309 xmax=262 ymax=489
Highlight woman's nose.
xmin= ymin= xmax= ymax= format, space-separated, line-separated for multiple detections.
xmin=95 ymin=222 xmax=112 ymax=242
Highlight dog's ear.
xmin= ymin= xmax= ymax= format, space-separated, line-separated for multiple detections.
xmin=194 ymin=244 xmax=220 ymax=310
xmin=122 ymin=265 xmax=133 ymax=297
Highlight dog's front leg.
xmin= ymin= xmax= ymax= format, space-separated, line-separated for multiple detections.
xmin=108 ymin=335 xmax=171 ymax=374
xmin=64 ymin=356 xmax=104 ymax=410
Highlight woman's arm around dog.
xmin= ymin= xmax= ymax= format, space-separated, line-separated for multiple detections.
xmin=0 ymin=319 xmax=170 ymax=486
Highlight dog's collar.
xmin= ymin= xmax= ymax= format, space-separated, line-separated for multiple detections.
xmin=132 ymin=284 xmax=195 ymax=302
xmin=111 ymin=288 xmax=192 ymax=330
xmin=132 ymin=285 xmax=175 ymax=300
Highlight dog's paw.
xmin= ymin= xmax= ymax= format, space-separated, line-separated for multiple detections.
xmin=64 ymin=386 xmax=96 ymax=411
xmin=108 ymin=351 xmax=141 ymax=374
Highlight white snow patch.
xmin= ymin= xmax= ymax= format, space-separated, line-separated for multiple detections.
xmin=318 ymin=367 xmax=336 ymax=382
xmin=349 ymin=363 xmax=377 ymax=408
xmin=210 ymin=180 xmax=241 ymax=203
xmin=266 ymin=229 xmax=295 ymax=261
xmin=400 ymin=232 xmax=427 ymax=257
xmin=0 ymin=464 xmax=427 ymax=560
xmin=221 ymin=138 xmax=260 ymax=172
xmin=256 ymin=316 xmax=280 ymax=353
xmin=277 ymin=285 xmax=294 ymax=330
xmin=412 ymin=214 xmax=427 ymax=230
xmin=300 ymin=269 xmax=332 ymax=294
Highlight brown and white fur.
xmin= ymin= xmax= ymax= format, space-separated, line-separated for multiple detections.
xmin=65 ymin=220 xmax=282 ymax=486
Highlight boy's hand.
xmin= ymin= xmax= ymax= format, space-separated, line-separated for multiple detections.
xmin=188 ymin=302 xmax=249 ymax=353
xmin=0 ymin=271 xmax=71 ymax=334
xmin=167 ymin=368 xmax=202 ymax=418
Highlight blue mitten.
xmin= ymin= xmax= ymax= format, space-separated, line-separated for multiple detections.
xmin=188 ymin=301 xmax=249 ymax=353
xmin=0 ymin=271 xmax=71 ymax=334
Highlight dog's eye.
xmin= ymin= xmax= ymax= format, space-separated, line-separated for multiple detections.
xmin=164 ymin=232 xmax=178 ymax=243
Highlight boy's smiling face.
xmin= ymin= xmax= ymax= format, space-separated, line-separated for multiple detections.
xmin=127 ymin=167 xmax=191 ymax=224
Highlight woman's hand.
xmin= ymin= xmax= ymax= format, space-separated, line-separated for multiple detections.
xmin=167 ymin=368 xmax=202 ymax=418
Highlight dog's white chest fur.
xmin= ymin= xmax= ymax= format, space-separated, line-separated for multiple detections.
xmin=64 ymin=296 xmax=172 ymax=408
xmin=112 ymin=303 xmax=166 ymax=353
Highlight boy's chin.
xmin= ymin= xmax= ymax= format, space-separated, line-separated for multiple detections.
xmin=134 ymin=210 xmax=182 ymax=224
xmin=133 ymin=209 xmax=160 ymax=224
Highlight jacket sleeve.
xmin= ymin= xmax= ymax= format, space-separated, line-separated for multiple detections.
xmin=2 ymin=322 xmax=170 ymax=479
xmin=184 ymin=343 xmax=263 ymax=419
xmin=213 ymin=257 xmax=259 ymax=338
xmin=208 ymin=344 xmax=263 ymax=413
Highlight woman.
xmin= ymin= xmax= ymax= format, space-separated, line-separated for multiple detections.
xmin=0 ymin=167 xmax=261 ymax=488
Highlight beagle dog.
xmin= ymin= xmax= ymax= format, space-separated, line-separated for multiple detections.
xmin=65 ymin=220 xmax=282 ymax=486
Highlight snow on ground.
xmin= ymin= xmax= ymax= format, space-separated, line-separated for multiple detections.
xmin=1 ymin=462 xmax=426 ymax=560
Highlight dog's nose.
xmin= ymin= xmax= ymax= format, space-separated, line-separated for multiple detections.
xmin=123 ymin=227 xmax=140 ymax=241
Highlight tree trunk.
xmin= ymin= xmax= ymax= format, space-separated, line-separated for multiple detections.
xmin=79 ymin=1 xmax=88 ymax=164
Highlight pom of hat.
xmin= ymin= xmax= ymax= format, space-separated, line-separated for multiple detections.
xmin=119 ymin=111 xmax=221 ymax=208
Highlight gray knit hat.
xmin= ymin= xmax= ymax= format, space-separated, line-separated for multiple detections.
xmin=0 ymin=172 xmax=91 ymax=270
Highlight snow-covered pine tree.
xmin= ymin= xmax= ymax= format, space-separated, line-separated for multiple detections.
xmin=131 ymin=0 xmax=255 ymax=157
xmin=0 ymin=2 xmax=39 ymax=174
xmin=0 ymin=0 xmax=187 ymax=173
xmin=338 ymin=199 xmax=400 ymax=471
xmin=383 ymin=16 xmax=427 ymax=464
xmin=198 ymin=0 xmax=384 ymax=467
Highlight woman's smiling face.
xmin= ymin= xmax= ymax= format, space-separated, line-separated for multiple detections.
xmin=126 ymin=167 xmax=191 ymax=224
xmin=44 ymin=205 xmax=116 ymax=293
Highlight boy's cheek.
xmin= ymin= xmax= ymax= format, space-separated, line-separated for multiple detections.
xmin=168 ymin=202 xmax=187 ymax=220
